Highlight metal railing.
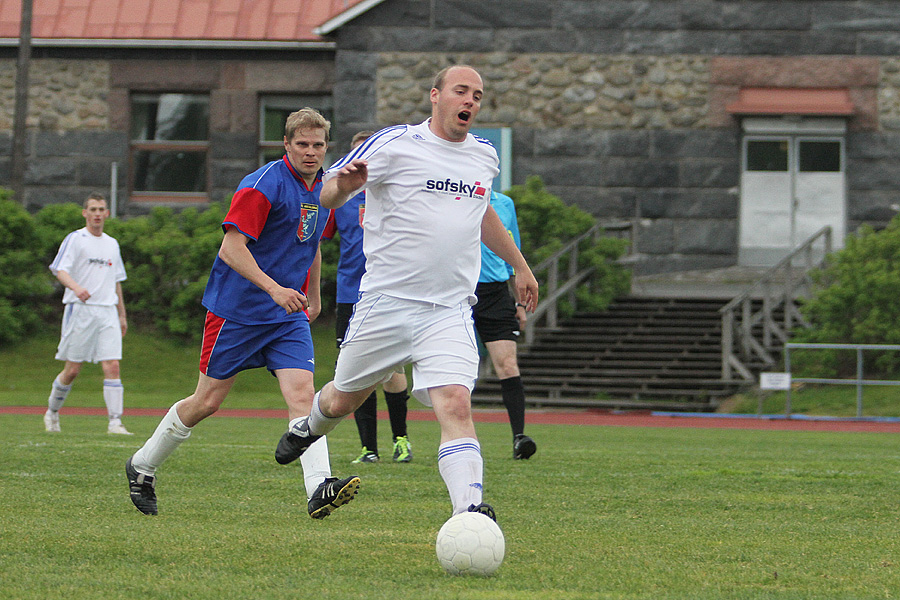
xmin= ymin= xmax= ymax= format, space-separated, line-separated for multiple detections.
xmin=784 ymin=343 xmax=900 ymax=417
xmin=720 ymin=226 xmax=833 ymax=381
xmin=522 ymin=220 xmax=633 ymax=346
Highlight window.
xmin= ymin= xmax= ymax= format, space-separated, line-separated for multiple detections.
xmin=259 ymin=95 xmax=334 ymax=167
xmin=799 ymin=141 xmax=841 ymax=172
xmin=130 ymin=93 xmax=209 ymax=202
xmin=746 ymin=140 xmax=788 ymax=172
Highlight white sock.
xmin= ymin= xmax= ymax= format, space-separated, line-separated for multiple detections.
xmin=131 ymin=401 xmax=192 ymax=476
xmin=103 ymin=379 xmax=124 ymax=422
xmin=47 ymin=377 xmax=71 ymax=413
xmin=303 ymin=391 xmax=345 ymax=436
xmin=300 ymin=436 xmax=332 ymax=499
xmin=437 ymin=437 xmax=483 ymax=515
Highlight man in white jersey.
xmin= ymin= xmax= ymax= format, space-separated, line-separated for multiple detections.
xmin=274 ymin=65 xmax=539 ymax=522
xmin=44 ymin=192 xmax=132 ymax=435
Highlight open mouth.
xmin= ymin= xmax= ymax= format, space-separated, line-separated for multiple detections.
xmin=458 ymin=110 xmax=471 ymax=123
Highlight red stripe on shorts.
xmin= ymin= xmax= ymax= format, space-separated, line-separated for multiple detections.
xmin=199 ymin=312 xmax=226 ymax=375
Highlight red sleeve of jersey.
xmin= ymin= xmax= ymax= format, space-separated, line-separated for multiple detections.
xmin=321 ymin=210 xmax=336 ymax=241
xmin=223 ymin=188 xmax=271 ymax=240
xmin=301 ymin=270 xmax=310 ymax=295
xmin=300 ymin=270 xmax=311 ymax=318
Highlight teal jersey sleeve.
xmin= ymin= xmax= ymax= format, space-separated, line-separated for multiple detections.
xmin=479 ymin=191 xmax=520 ymax=283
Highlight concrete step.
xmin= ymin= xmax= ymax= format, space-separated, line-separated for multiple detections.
xmin=630 ymin=266 xmax=781 ymax=299
xmin=472 ymin=292 xmax=769 ymax=410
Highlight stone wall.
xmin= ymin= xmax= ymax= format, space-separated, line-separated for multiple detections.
xmin=331 ymin=0 xmax=900 ymax=271
xmin=5 ymin=0 xmax=900 ymax=272
xmin=0 ymin=60 xmax=122 ymax=210
xmin=363 ymin=51 xmax=737 ymax=272
xmin=0 ymin=54 xmax=333 ymax=212
xmin=879 ymin=58 xmax=900 ymax=131
xmin=377 ymin=53 xmax=711 ymax=130
xmin=0 ymin=60 xmax=110 ymax=132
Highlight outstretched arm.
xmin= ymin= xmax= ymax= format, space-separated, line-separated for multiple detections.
xmin=320 ymin=159 xmax=369 ymax=209
xmin=481 ymin=206 xmax=539 ymax=312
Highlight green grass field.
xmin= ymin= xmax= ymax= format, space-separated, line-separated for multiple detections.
xmin=3 ymin=325 xmax=898 ymax=419
xmin=0 ymin=325 xmax=341 ymax=411
xmin=3 ymin=414 xmax=899 ymax=599
xmin=2 ymin=327 xmax=900 ymax=599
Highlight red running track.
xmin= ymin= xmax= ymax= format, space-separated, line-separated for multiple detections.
xmin=3 ymin=405 xmax=900 ymax=433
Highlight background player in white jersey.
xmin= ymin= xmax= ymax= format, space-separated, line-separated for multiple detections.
xmin=44 ymin=192 xmax=132 ymax=435
xmin=274 ymin=65 xmax=539 ymax=522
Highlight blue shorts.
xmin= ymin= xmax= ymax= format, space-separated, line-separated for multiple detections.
xmin=199 ymin=312 xmax=315 ymax=380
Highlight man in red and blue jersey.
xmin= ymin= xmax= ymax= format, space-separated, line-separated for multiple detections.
xmin=126 ymin=108 xmax=359 ymax=519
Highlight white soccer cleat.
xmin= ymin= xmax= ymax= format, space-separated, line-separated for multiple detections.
xmin=108 ymin=421 xmax=134 ymax=435
xmin=43 ymin=411 xmax=61 ymax=433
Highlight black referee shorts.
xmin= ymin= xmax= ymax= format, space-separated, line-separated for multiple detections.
xmin=335 ymin=302 xmax=355 ymax=348
xmin=473 ymin=280 xmax=520 ymax=343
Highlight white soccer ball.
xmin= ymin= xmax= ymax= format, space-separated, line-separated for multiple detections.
xmin=435 ymin=511 xmax=505 ymax=576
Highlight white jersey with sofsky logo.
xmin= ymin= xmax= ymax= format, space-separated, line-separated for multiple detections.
xmin=50 ymin=228 xmax=127 ymax=306
xmin=325 ymin=120 xmax=500 ymax=307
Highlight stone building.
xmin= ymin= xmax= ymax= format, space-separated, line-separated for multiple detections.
xmin=3 ymin=0 xmax=900 ymax=273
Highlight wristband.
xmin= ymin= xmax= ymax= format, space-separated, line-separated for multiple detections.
xmin=516 ymin=303 xmax=526 ymax=308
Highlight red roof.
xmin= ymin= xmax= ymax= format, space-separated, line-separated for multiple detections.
xmin=727 ymin=88 xmax=856 ymax=116
xmin=0 ymin=0 xmax=369 ymax=43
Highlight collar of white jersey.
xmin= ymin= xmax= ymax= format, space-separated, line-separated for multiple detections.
xmin=421 ymin=119 xmax=472 ymax=147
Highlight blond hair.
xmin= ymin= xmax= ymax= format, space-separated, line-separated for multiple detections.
xmin=284 ymin=108 xmax=331 ymax=141
xmin=351 ymin=130 xmax=374 ymax=148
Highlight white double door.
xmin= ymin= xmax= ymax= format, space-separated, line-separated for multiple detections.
xmin=738 ymin=119 xmax=846 ymax=266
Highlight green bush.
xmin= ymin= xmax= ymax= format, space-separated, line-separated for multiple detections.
xmin=3 ymin=176 xmax=630 ymax=347
xmin=31 ymin=200 xmax=341 ymax=340
xmin=33 ymin=202 xmax=85 ymax=266
xmin=318 ymin=229 xmax=339 ymax=317
xmin=32 ymin=202 xmax=226 ymax=340
xmin=0 ymin=194 xmax=55 ymax=346
xmin=505 ymin=176 xmax=630 ymax=314
xmin=113 ymin=205 xmax=225 ymax=338
xmin=794 ymin=215 xmax=900 ymax=376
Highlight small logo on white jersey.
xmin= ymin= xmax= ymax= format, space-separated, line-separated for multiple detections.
xmin=412 ymin=133 xmax=425 ymax=140
xmin=425 ymin=178 xmax=488 ymax=201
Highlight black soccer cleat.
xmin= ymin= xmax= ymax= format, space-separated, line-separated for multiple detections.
xmin=513 ymin=434 xmax=537 ymax=460
xmin=126 ymin=457 xmax=158 ymax=515
xmin=275 ymin=417 xmax=322 ymax=465
xmin=467 ymin=502 xmax=497 ymax=522
xmin=308 ymin=476 xmax=361 ymax=519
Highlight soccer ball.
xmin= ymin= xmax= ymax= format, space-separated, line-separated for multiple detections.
xmin=435 ymin=511 xmax=505 ymax=576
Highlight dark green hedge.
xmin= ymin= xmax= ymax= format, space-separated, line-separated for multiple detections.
xmin=1 ymin=176 xmax=627 ymax=346
xmin=0 ymin=194 xmax=56 ymax=345
xmin=794 ymin=215 xmax=900 ymax=376
xmin=507 ymin=176 xmax=631 ymax=315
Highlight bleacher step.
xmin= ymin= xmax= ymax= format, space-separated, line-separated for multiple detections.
xmin=472 ymin=296 xmax=768 ymax=411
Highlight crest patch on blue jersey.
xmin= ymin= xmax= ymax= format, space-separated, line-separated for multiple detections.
xmin=298 ymin=203 xmax=319 ymax=242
